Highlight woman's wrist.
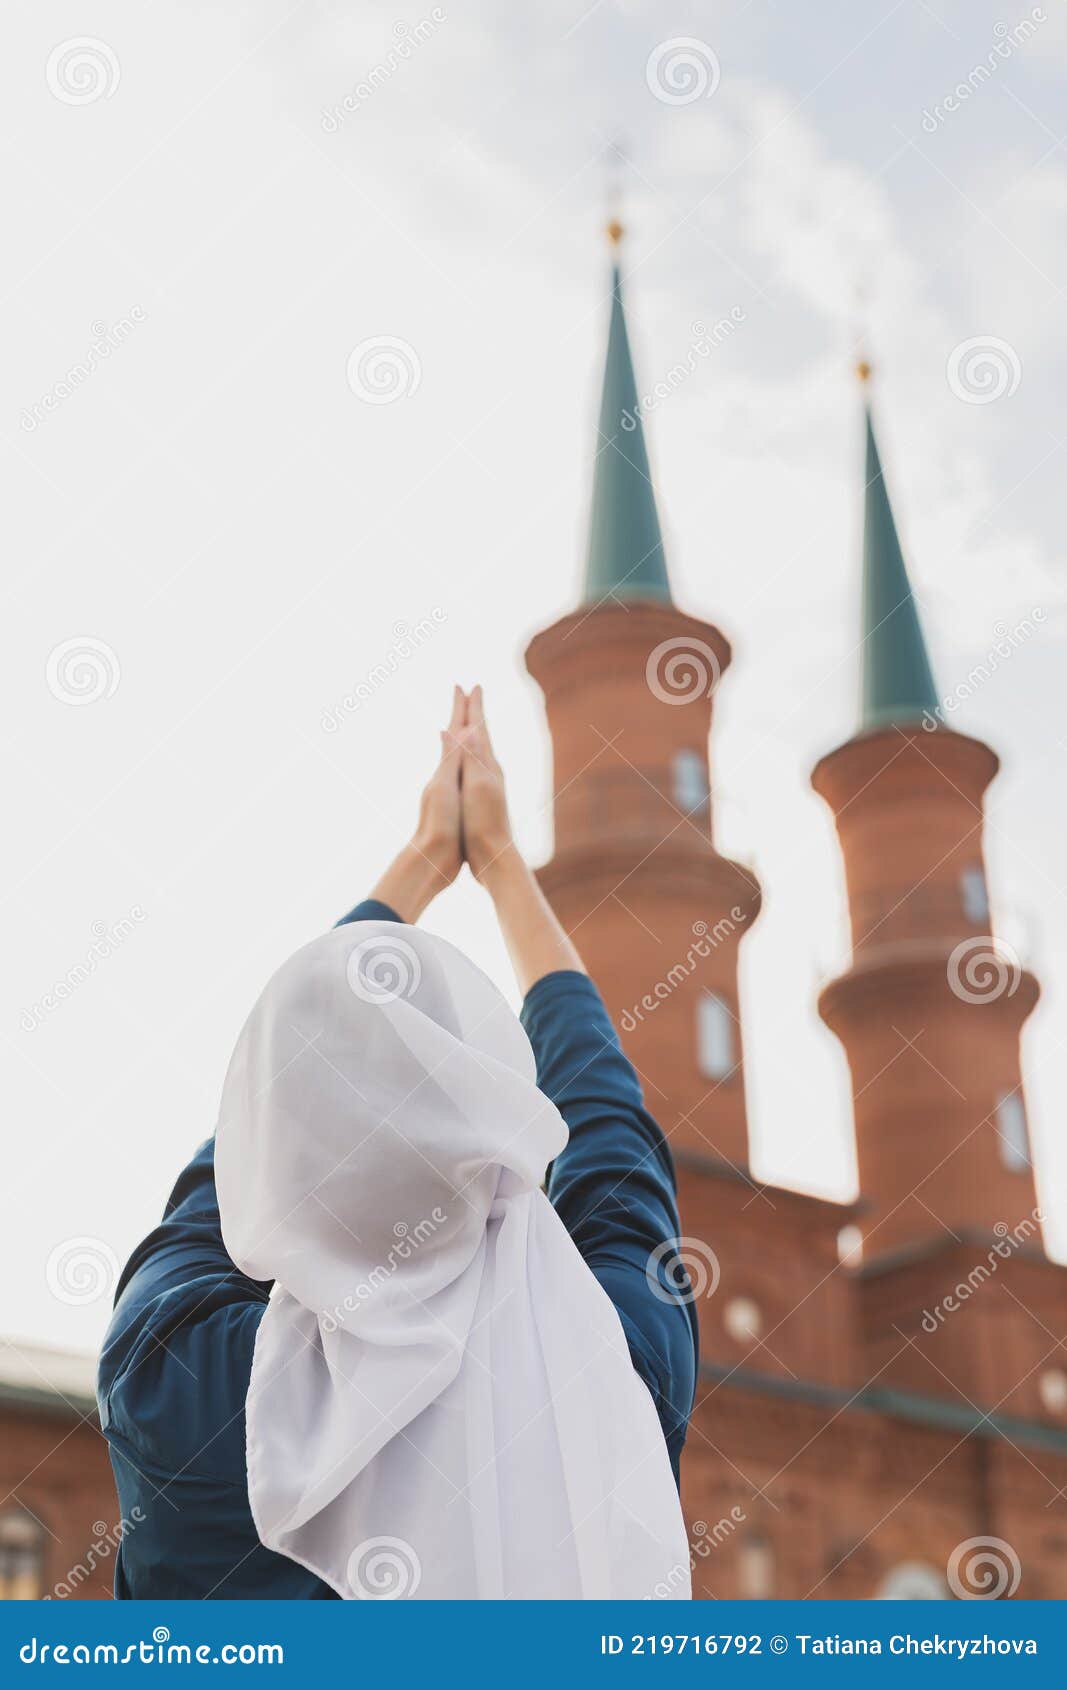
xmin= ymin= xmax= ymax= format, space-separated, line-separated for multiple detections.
xmin=370 ymin=841 xmax=449 ymax=925
xmin=477 ymin=838 xmax=527 ymax=899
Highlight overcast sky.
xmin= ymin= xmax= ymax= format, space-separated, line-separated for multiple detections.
xmin=5 ymin=0 xmax=1066 ymax=1359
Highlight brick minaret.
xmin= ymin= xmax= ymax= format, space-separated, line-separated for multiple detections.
xmin=812 ymin=370 xmax=1041 ymax=1264
xmin=525 ymin=225 xmax=760 ymax=1172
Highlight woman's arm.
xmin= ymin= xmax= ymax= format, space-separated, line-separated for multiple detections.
xmin=363 ymin=685 xmax=468 ymax=923
xmin=459 ymin=684 xmax=586 ymax=993
xmin=461 ymin=686 xmax=698 ymax=1477
xmin=521 ymin=968 xmax=698 ymax=1481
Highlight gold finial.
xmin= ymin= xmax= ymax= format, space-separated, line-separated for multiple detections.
xmin=606 ymin=217 xmax=625 ymax=247
xmin=852 ymin=274 xmax=873 ymax=386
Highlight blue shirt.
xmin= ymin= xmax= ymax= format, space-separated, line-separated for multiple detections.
xmin=97 ymin=900 xmax=697 ymax=1599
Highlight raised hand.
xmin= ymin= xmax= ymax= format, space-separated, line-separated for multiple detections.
xmin=369 ymin=687 xmax=467 ymax=922
xmin=458 ymin=684 xmax=514 ymax=883
xmin=459 ymin=684 xmax=586 ymax=993
xmin=413 ymin=684 xmax=467 ymax=887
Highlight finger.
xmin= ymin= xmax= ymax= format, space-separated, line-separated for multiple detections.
xmin=447 ymin=685 xmax=467 ymax=735
xmin=468 ymin=684 xmax=486 ymax=729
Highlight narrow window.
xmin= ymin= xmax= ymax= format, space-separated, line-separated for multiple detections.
xmin=961 ymin=866 xmax=989 ymax=923
xmin=739 ymin=1534 xmax=774 ymax=1599
xmin=673 ymin=749 xmax=709 ymax=815
xmin=697 ymin=993 xmax=735 ymax=1080
xmin=0 ymin=1511 xmax=45 ymax=1600
xmin=997 ymin=1092 xmax=1030 ymax=1171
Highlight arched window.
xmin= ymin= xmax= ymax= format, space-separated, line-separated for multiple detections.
xmin=996 ymin=1092 xmax=1031 ymax=1172
xmin=877 ymin=1561 xmax=947 ymax=1599
xmin=0 ymin=1510 xmax=45 ymax=1600
xmin=697 ymin=993 xmax=735 ymax=1080
xmin=738 ymin=1534 xmax=774 ymax=1599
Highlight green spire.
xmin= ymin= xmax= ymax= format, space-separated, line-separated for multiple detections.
xmin=860 ymin=392 xmax=939 ymax=732
xmin=582 ymin=242 xmax=671 ymax=604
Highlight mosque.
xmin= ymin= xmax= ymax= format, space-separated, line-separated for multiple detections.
xmin=2 ymin=229 xmax=1065 ymax=1602
xmin=523 ymin=223 xmax=1067 ymax=1600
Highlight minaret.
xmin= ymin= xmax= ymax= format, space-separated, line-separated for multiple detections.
xmin=525 ymin=224 xmax=760 ymax=1170
xmin=812 ymin=364 xmax=1041 ymax=1260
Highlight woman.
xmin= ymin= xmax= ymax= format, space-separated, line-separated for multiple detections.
xmin=97 ymin=688 xmax=698 ymax=1599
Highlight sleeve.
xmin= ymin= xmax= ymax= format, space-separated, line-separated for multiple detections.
xmin=98 ymin=1135 xmax=269 ymax=1480
xmin=334 ymin=896 xmax=403 ymax=928
xmin=520 ymin=970 xmax=698 ymax=1481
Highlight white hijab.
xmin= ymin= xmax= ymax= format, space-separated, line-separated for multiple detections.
xmin=215 ymin=921 xmax=690 ymax=1600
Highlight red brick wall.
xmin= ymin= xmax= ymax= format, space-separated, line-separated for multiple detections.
xmin=0 ymin=1406 xmax=118 ymax=1600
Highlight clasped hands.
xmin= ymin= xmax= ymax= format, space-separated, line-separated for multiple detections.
xmin=369 ymin=686 xmax=518 ymax=925
xmin=368 ymin=687 xmax=584 ymax=993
